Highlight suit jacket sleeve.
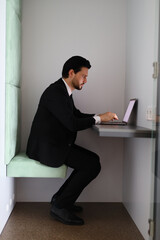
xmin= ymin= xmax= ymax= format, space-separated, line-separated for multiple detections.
xmin=44 ymin=85 xmax=95 ymax=132
xmin=73 ymin=106 xmax=95 ymax=118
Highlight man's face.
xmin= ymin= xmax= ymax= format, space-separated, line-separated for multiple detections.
xmin=71 ymin=67 xmax=88 ymax=90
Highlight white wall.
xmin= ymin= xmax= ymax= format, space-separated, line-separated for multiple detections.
xmin=17 ymin=0 xmax=126 ymax=202
xmin=125 ymin=0 xmax=158 ymax=128
xmin=123 ymin=0 xmax=159 ymax=239
xmin=0 ymin=0 xmax=16 ymax=234
xmin=123 ymin=139 xmax=153 ymax=240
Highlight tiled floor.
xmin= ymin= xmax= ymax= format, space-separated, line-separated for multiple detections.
xmin=0 ymin=203 xmax=144 ymax=240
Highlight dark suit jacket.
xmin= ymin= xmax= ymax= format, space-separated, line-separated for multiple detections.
xmin=26 ymin=78 xmax=95 ymax=167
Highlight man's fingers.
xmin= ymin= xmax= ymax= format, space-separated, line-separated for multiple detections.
xmin=114 ymin=114 xmax=118 ymax=120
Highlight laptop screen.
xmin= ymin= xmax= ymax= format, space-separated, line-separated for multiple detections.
xmin=123 ymin=99 xmax=136 ymax=123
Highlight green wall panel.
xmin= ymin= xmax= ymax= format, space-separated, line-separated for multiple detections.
xmin=7 ymin=0 xmax=21 ymax=18
xmin=5 ymin=0 xmax=21 ymax=164
xmin=6 ymin=0 xmax=21 ymax=87
xmin=5 ymin=84 xmax=20 ymax=164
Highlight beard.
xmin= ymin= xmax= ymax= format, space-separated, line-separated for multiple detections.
xmin=73 ymin=82 xmax=83 ymax=90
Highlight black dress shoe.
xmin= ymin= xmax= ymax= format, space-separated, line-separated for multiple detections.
xmin=50 ymin=205 xmax=84 ymax=225
xmin=50 ymin=195 xmax=83 ymax=212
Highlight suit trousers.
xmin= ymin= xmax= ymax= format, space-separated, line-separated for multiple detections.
xmin=54 ymin=144 xmax=101 ymax=209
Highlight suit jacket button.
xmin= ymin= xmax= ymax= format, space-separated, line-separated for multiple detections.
xmin=68 ymin=143 xmax=71 ymax=147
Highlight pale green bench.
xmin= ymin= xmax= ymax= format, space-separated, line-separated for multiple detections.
xmin=5 ymin=0 xmax=67 ymax=178
xmin=7 ymin=153 xmax=67 ymax=178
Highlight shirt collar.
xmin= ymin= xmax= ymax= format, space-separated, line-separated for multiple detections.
xmin=62 ymin=78 xmax=73 ymax=96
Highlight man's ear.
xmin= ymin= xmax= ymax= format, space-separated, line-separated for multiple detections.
xmin=68 ymin=69 xmax=75 ymax=78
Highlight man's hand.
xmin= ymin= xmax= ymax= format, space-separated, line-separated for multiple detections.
xmin=98 ymin=112 xmax=118 ymax=122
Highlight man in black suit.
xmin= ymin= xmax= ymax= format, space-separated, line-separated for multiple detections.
xmin=26 ymin=56 xmax=118 ymax=225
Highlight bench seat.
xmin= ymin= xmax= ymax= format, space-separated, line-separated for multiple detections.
xmin=7 ymin=152 xmax=67 ymax=178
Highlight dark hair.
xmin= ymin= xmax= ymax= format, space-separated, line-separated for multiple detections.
xmin=62 ymin=56 xmax=91 ymax=78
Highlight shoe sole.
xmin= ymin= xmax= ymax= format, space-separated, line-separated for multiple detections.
xmin=50 ymin=200 xmax=83 ymax=213
xmin=50 ymin=211 xmax=84 ymax=226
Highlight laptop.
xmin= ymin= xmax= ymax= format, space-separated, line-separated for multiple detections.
xmin=101 ymin=98 xmax=137 ymax=125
